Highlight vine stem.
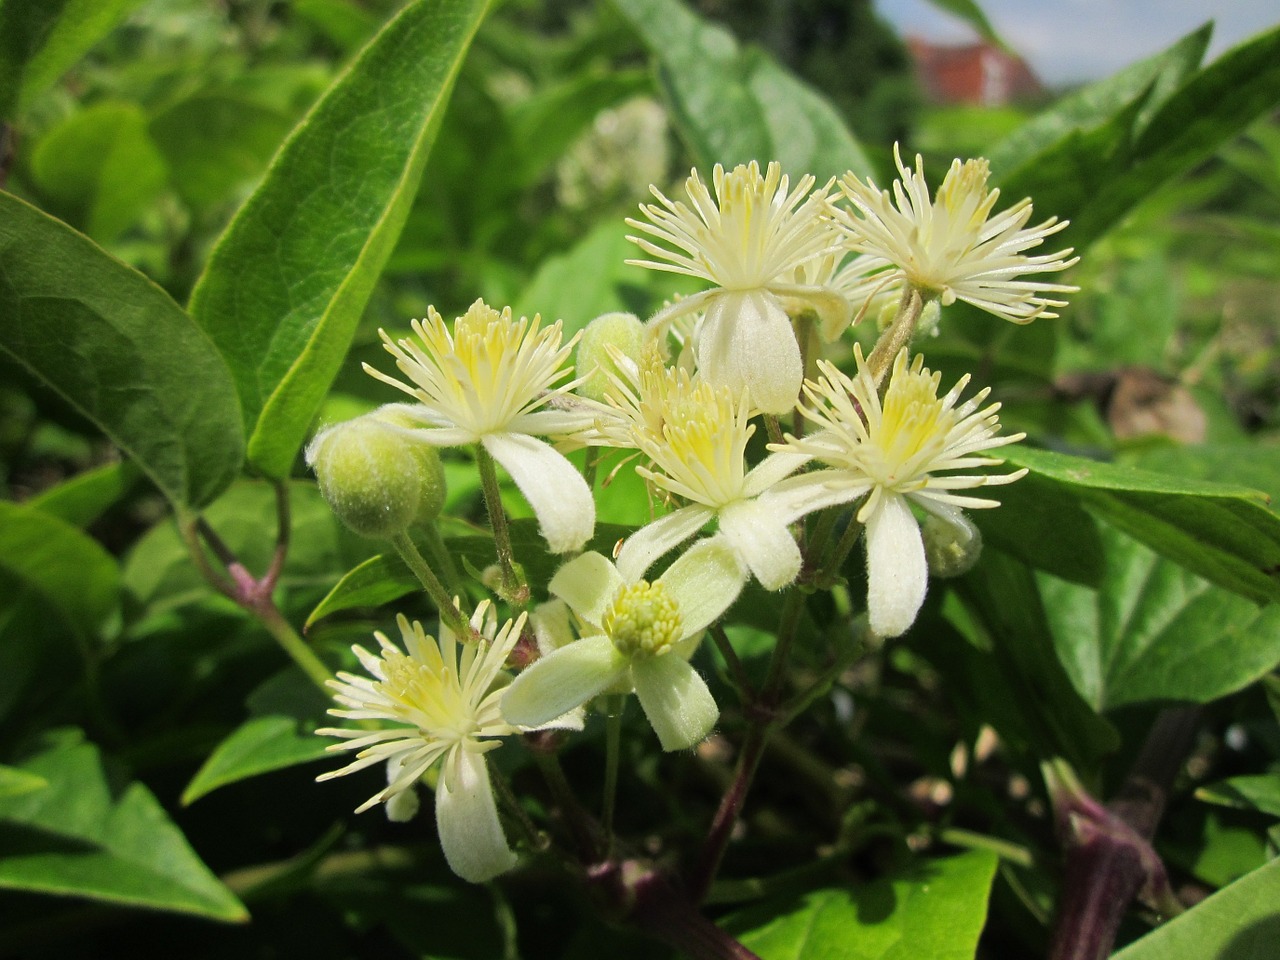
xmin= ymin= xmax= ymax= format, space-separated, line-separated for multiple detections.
xmin=390 ymin=532 xmax=471 ymax=639
xmin=867 ymin=286 xmax=923 ymax=387
xmin=474 ymin=442 xmax=529 ymax=604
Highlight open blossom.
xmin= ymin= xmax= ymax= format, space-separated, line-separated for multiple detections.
xmin=626 ymin=161 xmax=848 ymax=413
xmin=599 ymin=358 xmax=810 ymax=590
xmin=317 ymin=605 xmax=551 ymax=883
xmin=501 ymin=540 xmax=745 ymax=751
xmin=835 ymin=145 xmax=1079 ymax=324
xmin=365 ymin=298 xmax=596 ymax=553
xmin=770 ymin=346 xmax=1026 ymax=637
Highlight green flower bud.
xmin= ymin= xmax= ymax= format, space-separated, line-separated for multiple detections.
xmin=575 ymin=311 xmax=644 ymax=401
xmin=306 ymin=408 xmax=446 ymax=539
xmin=922 ymin=511 xmax=982 ymax=579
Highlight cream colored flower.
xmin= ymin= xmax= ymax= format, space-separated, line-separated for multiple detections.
xmin=501 ymin=540 xmax=745 ymax=751
xmin=317 ymin=604 xmax=541 ymax=883
xmin=626 ymin=162 xmax=847 ymax=413
xmin=365 ymin=298 xmax=595 ymax=552
xmin=770 ymin=347 xmax=1026 ymax=637
xmin=835 ymin=146 xmax=1078 ymax=324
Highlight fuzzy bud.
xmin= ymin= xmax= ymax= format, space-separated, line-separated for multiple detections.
xmin=306 ymin=408 xmax=446 ymax=539
xmin=922 ymin=511 xmax=982 ymax=579
xmin=575 ymin=311 xmax=644 ymax=401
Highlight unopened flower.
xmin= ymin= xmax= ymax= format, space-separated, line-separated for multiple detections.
xmin=771 ymin=347 xmax=1026 ymax=637
xmin=501 ymin=540 xmax=745 ymax=751
xmin=836 ymin=146 xmax=1078 ymax=324
xmin=366 ymin=299 xmax=595 ymax=552
xmin=317 ymin=604 xmax=556 ymax=883
xmin=602 ymin=360 xmax=809 ymax=589
xmin=626 ymin=162 xmax=847 ymax=412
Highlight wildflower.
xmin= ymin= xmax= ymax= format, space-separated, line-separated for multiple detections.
xmin=835 ymin=146 xmax=1078 ymax=324
xmin=601 ymin=359 xmax=809 ymax=589
xmin=626 ymin=162 xmax=847 ymax=413
xmin=501 ymin=539 xmax=745 ymax=751
xmin=317 ymin=604 xmax=563 ymax=883
xmin=365 ymin=298 xmax=595 ymax=553
xmin=771 ymin=346 xmax=1026 ymax=637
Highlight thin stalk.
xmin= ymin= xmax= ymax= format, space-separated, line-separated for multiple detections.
xmin=254 ymin=598 xmax=333 ymax=692
xmin=763 ymin=414 xmax=786 ymax=446
xmin=419 ymin=520 xmax=463 ymax=596
xmin=709 ymin=623 xmax=754 ymax=702
xmin=490 ymin=763 xmax=546 ymax=853
xmin=391 ymin=532 xmax=470 ymax=638
xmin=602 ymin=697 xmax=625 ymax=844
xmin=532 ymin=747 xmax=602 ymax=863
xmin=867 ymin=286 xmax=923 ymax=387
xmin=474 ymin=443 xmax=528 ymax=603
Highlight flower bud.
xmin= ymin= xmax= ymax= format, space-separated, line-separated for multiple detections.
xmin=575 ymin=311 xmax=644 ymax=401
xmin=922 ymin=511 xmax=982 ymax=579
xmin=306 ymin=408 xmax=446 ymax=539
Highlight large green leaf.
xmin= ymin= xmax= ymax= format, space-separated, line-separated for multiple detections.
xmin=0 ymin=733 xmax=247 ymax=922
xmin=1196 ymin=774 xmax=1280 ymax=819
xmin=1111 ymin=857 xmax=1280 ymax=960
xmin=725 ymin=850 xmax=998 ymax=960
xmin=0 ymin=0 xmax=146 ymax=117
xmin=612 ymin=0 xmax=872 ymax=181
xmin=1038 ymin=524 xmax=1280 ymax=711
xmin=0 ymin=500 xmax=119 ymax=638
xmin=0 ymin=192 xmax=245 ymax=509
xmin=1005 ymin=446 xmax=1280 ymax=605
xmin=188 ymin=0 xmax=491 ymax=478
xmin=27 ymin=460 xmax=142 ymax=529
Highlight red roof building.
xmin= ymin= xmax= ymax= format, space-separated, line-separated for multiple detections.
xmin=907 ymin=38 xmax=1043 ymax=105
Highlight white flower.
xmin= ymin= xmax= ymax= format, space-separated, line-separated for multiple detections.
xmin=626 ymin=162 xmax=847 ymax=413
xmin=365 ymin=298 xmax=595 ymax=553
xmin=316 ymin=605 xmax=535 ymax=883
xmin=770 ymin=346 xmax=1026 ymax=637
xmin=602 ymin=359 xmax=810 ymax=590
xmin=835 ymin=145 xmax=1079 ymax=324
xmin=501 ymin=540 xmax=746 ymax=751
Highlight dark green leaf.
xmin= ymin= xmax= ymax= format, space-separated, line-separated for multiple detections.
xmin=0 ymin=192 xmax=245 ymax=509
xmin=1133 ymin=444 xmax=1280 ymax=511
xmin=183 ymin=717 xmax=329 ymax=806
xmin=0 ymin=500 xmax=119 ymax=638
xmin=0 ymin=733 xmax=248 ymax=921
xmin=613 ymin=0 xmax=873 ymax=181
xmin=188 ymin=0 xmax=492 ymax=478
xmin=1111 ymin=858 xmax=1280 ymax=960
xmin=1005 ymin=446 xmax=1280 ymax=605
xmin=1196 ymin=775 xmax=1280 ymax=819
xmin=726 ymin=850 xmax=998 ymax=960
xmin=973 ymin=472 xmax=1104 ymax=586
xmin=1038 ymin=524 xmax=1280 ymax=711
xmin=305 ymin=551 xmax=413 ymax=630
xmin=27 ymin=460 xmax=142 ymax=528
xmin=291 ymin=0 xmax=380 ymax=52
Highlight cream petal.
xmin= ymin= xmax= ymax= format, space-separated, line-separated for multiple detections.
xmin=718 ymin=499 xmax=802 ymax=591
xmin=742 ymin=449 xmax=811 ymax=498
xmin=548 ymin=552 xmax=624 ymax=628
xmin=436 ymin=749 xmax=517 ymax=883
xmin=615 ymin=504 xmax=715 ymax=582
xmin=501 ymin=635 xmax=629 ymax=728
xmin=864 ymin=492 xmax=928 ymax=639
xmin=657 ymin=537 xmax=747 ymax=636
xmin=631 ymin=655 xmax=719 ymax=751
xmin=481 ymin=432 xmax=594 ymax=553
xmin=698 ymin=291 xmax=803 ymax=415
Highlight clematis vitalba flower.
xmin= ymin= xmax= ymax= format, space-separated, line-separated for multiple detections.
xmin=317 ymin=604 xmax=567 ymax=883
xmin=771 ymin=346 xmax=1026 ymax=637
xmin=626 ymin=161 xmax=848 ymax=413
xmin=365 ymin=298 xmax=596 ymax=553
xmin=501 ymin=539 xmax=746 ymax=751
xmin=835 ymin=145 xmax=1079 ymax=324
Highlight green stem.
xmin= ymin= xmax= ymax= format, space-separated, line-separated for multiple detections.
xmin=391 ymin=532 xmax=470 ymax=639
xmin=867 ymin=286 xmax=923 ymax=387
xmin=256 ymin=601 xmax=332 ymax=692
xmin=602 ymin=697 xmax=625 ymax=845
xmin=474 ymin=443 xmax=528 ymax=604
xmin=419 ymin=520 xmax=462 ymax=595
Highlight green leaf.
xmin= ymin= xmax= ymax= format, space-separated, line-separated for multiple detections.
xmin=1111 ymin=858 xmax=1280 ymax=960
xmin=973 ymin=472 xmax=1104 ymax=586
xmin=0 ymin=733 xmax=247 ymax=922
xmin=0 ymin=500 xmax=119 ymax=638
xmin=0 ymin=191 xmax=245 ymax=509
xmin=726 ymin=850 xmax=998 ymax=960
xmin=1133 ymin=444 xmax=1280 ymax=511
xmin=921 ymin=0 xmax=1003 ymax=47
xmin=292 ymin=0 xmax=380 ymax=52
xmin=1005 ymin=446 xmax=1280 ymax=605
xmin=0 ymin=765 xmax=46 ymax=799
xmin=305 ymin=551 xmax=413 ymax=630
xmin=29 ymin=101 xmax=168 ymax=242
xmin=1038 ymin=524 xmax=1280 ymax=711
xmin=27 ymin=460 xmax=142 ymax=528
xmin=0 ymin=0 xmax=147 ymax=117
xmin=986 ymin=25 xmax=1209 ymax=175
xmin=1196 ymin=775 xmax=1280 ymax=819
xmin=613 ymin=0 xmax=872 ymax=181
xmin=188 ymin=0 xmax=492 ymax=478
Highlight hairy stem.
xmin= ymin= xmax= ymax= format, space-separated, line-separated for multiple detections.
xmin=867 ymin=286 xmax=923 ymax=387
xmin=475 ymin=442 xmax=528 ymax=604
xmin=391 ymin=532 xmax=470 ymax=638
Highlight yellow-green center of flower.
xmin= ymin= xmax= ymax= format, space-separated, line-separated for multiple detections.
xmin=603 ymin=581 xmax=683 ymax=658
xmin=379 ymin=649 xmax=475 ymax=742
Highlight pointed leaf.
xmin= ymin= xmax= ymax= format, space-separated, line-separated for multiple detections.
xmin=0 ymin=766 xmax=46 ymax=799
xmin=183 ymin=717 xmax=330 ymax=806
xmin=27 ymin=461 xmax=142 ymax=529
xmin=0 ymin=734 xmax=247 ymax=921
xmin=1196 ymin=775 xmax=1280 ymax=819
xmin=188 ymin=0 xmax=492 ymax=478
xmin=0 ymin=192 xmax=244 ymax=508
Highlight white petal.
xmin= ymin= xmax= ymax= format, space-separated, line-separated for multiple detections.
xmin=631 ymin=655 xmax=719 ymax=751
xmin=530 ymin=599 xmax=575 ymax=655
xmin=742 ymin=449 xmax=811 ymax=498
xmin=761 ymin=471 xmax=871 ymax=523
xmin=698 ymin=291 xmax=802 ymax=415
xmin=481 ymin=433 xmax=594 ymax=553
xmin=501 ymin=635 xmax=628 ymax=728
xmin=435 ymin=749 xmax=517 ymax=883
xmin=548 ymin=552 xmax=624 ymax=628
xmin=657 ymin=537 xmax=747 ymax=636
xmin=864 ymin=493 xmax=927 ymax=638
xmin=718 ymin=499 xmax=802 ymax=591
xmin=615 ymin=504 xmax=715 ymax=582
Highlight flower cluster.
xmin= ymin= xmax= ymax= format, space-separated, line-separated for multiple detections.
xmin=311 ymin=146 xmax=1073 ymax=884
